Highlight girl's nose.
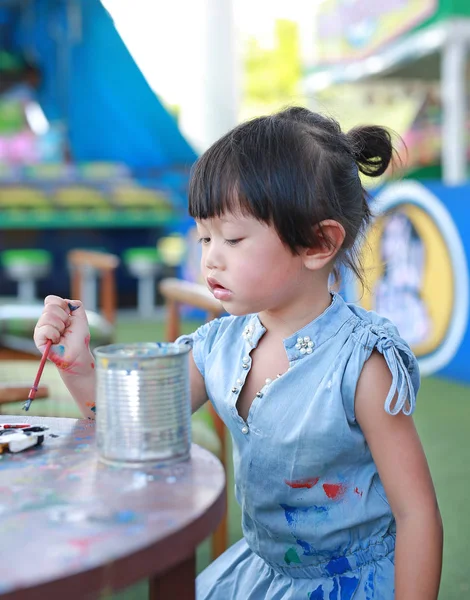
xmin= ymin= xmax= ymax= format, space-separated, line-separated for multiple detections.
xmin=204 ymin=243 xmax=223 ymax=271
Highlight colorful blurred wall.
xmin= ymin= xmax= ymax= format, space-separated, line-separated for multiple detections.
xmin=304 ymin=0 xmax=470 ymax=382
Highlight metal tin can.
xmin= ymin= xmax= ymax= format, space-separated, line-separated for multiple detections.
xmin=94 ymin=342 xmax=191 ymax=467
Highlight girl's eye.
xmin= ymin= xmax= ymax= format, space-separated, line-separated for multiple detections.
xmin=225 ymin=239 xmax=242 ymax=246
xmin=198 ymin=237 xmax=210 ymax=245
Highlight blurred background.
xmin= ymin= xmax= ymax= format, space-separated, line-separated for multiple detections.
xmin=0 ymin=1 xmax=469 ymax=598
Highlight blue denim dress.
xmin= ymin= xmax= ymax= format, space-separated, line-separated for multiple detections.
xmin=178 ymin=293 xmax=419 ymax=600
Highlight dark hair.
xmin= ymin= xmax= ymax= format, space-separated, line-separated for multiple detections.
xmin=189 ymin=106 xmax=395 ymax=285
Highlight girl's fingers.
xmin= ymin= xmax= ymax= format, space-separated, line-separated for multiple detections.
xmin=34 ymin=296 xmax=89 ymax=358
xmin=44 ymin=296 xmax=83 ymax=318
xmin=42 ymin=303 xmax=69 ymax=324
xmin=34 ymin=324 xmax=62 ymax=346
xmin=36 ymin=311 xmax=67 ymax=333
xmin=64 ymin=299 xmax=89 ymax=325
xmin=44 ymin=295 xmax=69 ymax=309
xmin=64 ymin=299 xmax=82 ymax=311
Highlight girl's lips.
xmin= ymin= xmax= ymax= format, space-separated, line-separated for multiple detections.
xmin=212 ymin=287 xmax=232 ymax=301
xmin=207 ymin=278 xmax=232 ymax=301
xmin=207 ymin=277 xmax=225 ymax=290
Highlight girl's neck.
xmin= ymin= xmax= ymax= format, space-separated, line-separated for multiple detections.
xmin=258 ymin=286 xmax=333 ymax=340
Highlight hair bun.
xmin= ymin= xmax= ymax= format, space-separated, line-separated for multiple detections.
xmin=347 ymin=125 xmax=393 ymax=178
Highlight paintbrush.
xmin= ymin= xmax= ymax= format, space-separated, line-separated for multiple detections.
xmin=23 ymin=339 xmax=52 ymax=411
xmin=23 ymin=303 xmax=78 ymax=411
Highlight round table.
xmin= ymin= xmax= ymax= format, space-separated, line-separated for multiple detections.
xmin=0 ymin=415 xmax=226 ymax=599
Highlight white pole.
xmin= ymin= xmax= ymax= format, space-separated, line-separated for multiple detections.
xmin=441 ymin=31 xmax=468 ymax=185
xmin=82 ymin=266 xmax=98 ymax=313
xmin=172 ymin=0 xmax=240 ymax=153
xmin=137 ymin=276 xmax=156 ymax=318
xmin=203 ymin=0 xmax=239 ymax=148
xmin=18 ymin=280 xmax=36 ymax=304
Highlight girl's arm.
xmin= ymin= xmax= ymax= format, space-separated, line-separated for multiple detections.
xmin=355 ymin=350 xmax=443 ymax=600
xmin=33 ymin=296 xmax=97 ymax=419
xmin=188 ymin=350 xmax=209 ymax=413
xmin=59 ymin=363 xmax=97 ymax=419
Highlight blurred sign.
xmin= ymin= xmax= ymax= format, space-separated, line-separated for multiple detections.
xmin=315 ymin=0 xmax=438 ymax=65
xmin=344 ymin=181 xmax=469 ymax=379
xmin=401 ymin=88 xmax=470 ymax=169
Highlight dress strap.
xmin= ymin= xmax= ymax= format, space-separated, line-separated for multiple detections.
xmin=369 ymin=324 xmax=418 ymax=416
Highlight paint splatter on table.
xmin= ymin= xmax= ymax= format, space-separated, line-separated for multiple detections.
xmin=0 ymin=415 xmax=225 ymax=600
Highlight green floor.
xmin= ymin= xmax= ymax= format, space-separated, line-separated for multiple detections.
xmin=3 ymin=314 xmax=467 ymax=598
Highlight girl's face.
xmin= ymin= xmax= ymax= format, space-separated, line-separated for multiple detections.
xmin=196 ymin=213 xmax=311 ymax=317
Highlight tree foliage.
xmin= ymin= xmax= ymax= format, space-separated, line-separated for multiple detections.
xmin=244 ymin=19 xmax=301 ymax=106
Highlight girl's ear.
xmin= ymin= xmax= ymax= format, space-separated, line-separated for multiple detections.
xmin=302 ymin=220 xmax=346 ymax=271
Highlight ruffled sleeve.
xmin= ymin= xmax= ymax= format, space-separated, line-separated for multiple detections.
xmin=175 ymin=318 xmax=223 ymax=378
xmin=350 ymin=311 xmax=420 ymax=416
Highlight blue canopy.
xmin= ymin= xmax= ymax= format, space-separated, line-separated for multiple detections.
xmin=1 ymin=0 xmax=197 ymax=169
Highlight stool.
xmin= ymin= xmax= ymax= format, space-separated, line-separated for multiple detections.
xmin=68 ymin=249 xmax=120 ymax=325
xmin=123 ymin=247 xmax=162 ymax=318
xmin=0 ymin=249 xmax=52 ymax=303
xmin=66 ymin=248 xmax=109 ymax=314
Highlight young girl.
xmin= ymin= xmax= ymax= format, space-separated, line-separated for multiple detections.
xmin=34 ymin=107 xmax=443 ymax=599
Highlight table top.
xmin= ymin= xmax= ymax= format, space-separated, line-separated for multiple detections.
xmin=0 ymin=415 xmax=225 ymax=599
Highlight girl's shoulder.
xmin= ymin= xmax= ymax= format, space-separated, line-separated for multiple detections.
xmin=348 ymin=301 xmax=417 ymax=365
xmin=341 ymin=299 xmax=420 ymax=417
xmin=347 ymin=301 xmax=403 ymax=343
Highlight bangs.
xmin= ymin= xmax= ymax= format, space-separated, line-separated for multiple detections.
xmin=187 ymin=112 xmax=336 ymax=254
xmin=188 ymin=129 xmax=271 ymax=223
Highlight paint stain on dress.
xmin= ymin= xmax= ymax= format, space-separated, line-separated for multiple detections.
xmin=296 ymin=537 xmax=321 ymax=557
xmin=323 ymin=483 xmax=347 ymax=500
xmin=339 ymin=575 xmax=360 ymax=599
xmin=325 ymin=556 xmax=351 ymax=576
xmin=309 ymin=584 xmax=324 ymax=599
xmin=285 ymin=477 xmax=319 ymax=489
xmin=284 ymin=547 xmax=301 ymax=565
xmin=365 ymin=569 xmax=375 ymax=599
xmin=281 ymin=503 xmax=328 ymax=527
xmin=329 ymin=577 xmax=339 ymax=599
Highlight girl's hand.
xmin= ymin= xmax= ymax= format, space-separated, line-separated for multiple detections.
xmin=33 ymin=295 xmax=93 ymax=374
